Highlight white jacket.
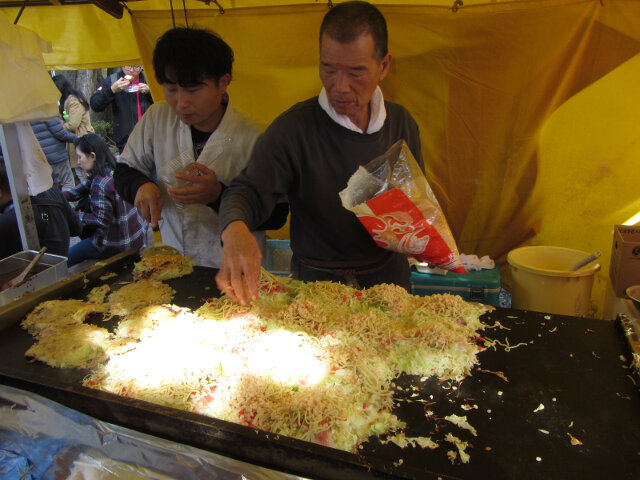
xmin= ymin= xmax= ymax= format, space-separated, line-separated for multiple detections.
xmin=119 ymin=98 xmax=262 ymax=267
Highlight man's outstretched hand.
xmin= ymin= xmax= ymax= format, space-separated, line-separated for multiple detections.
xmin=134 ymin=182 xmax=164 ymax=228
xmin=215 ymin=221 xmax=263 ymax=305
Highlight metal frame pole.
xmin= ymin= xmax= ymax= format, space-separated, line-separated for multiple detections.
xmin=0 ymin=123 xmax=41 ymax=252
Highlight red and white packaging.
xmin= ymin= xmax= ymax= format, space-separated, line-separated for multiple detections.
xmin=339 ymin=140 xmax=466 ymax=273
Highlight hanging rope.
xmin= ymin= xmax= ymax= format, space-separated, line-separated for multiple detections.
xmin=212 ymin=0 xmax=224 ymax=14
xmin=169 ymin=0 xmax=191 ymax=27
xmin=120 ymin=0 xmax=133 ymax=16
xmin=169 ymin=0 xmax=176 ymax=28
xmin=13 ymin=0 xmax=28 ymax=24
xmin=452 ymin=0 xmax=463 ymax=13
xmin=201 ymin=0 xmax=224 ymax=14
xmin=182 ymin=0 xmax=189 ymax=27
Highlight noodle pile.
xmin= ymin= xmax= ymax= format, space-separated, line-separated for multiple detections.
xmin=25 ymin=271 xmax=492 ymax=453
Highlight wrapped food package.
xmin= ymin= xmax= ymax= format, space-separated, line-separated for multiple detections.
xmin=339 ymin=140 xmax=466 ymax=273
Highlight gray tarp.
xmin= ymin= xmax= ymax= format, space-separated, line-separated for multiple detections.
xmin=0 ymin=384 xmax=306 ymax=480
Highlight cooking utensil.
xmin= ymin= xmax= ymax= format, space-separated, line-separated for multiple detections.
xmin=569 ymin=251 xmax=601 ymax=271
xmin=1 ymin=247 xmax=47 ymax=291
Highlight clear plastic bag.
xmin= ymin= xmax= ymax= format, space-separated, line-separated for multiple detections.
xmin=158 ymin=151 xmax=200 ymax=210
xmin=339 ymin=140 xmax=466 ymax=273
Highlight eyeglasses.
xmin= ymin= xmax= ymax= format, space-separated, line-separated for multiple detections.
xmin=124 ymin=65 xmax=142 ymax=70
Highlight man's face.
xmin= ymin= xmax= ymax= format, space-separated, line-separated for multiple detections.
xmin=319 ymin=32 xmax=391 ymax=130
xmin=122 ymin=65 xmax=142 ymax=79
xmin=162 ymin=74 xmax=230 ymax=132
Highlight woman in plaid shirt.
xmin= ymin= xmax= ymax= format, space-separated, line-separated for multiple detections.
xmin=63 ymin=134 xmax=148 ymax=266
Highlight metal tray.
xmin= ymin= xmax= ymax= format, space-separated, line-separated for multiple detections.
xmin=0 ymin=250 xmax=68 ymax=307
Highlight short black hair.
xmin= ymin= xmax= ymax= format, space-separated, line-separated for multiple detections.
xmin=319 ymin=1 xmax=388 ymax=61
xmin=74 ymin=134 xmax=116 ymax=177
xmin=153 ymin=27 xmax=234 ymax=87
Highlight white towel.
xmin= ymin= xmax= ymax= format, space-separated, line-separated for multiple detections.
xmin=15 ymin=121 xmax=52 ymax=195
xmin=460 ymin=253 xmax=495 ymax=271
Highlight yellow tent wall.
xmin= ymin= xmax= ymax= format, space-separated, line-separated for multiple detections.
xmin=0 ymin=14 xmax=59 ymax=122
xmin=2 ymin=0 xmax=640 ymax=317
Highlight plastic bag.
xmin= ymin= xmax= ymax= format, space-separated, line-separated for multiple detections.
xmin=339 ymin=140 xmax=466 ymax=273
xmin=158 ymin=152 xmax=200 ymax=210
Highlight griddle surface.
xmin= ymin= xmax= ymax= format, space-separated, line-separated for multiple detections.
xmin=0 ymin=255 xmax=638 ymax=479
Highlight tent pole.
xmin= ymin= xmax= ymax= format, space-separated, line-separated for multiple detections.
xmin=0 ymin=123 xmax=41 ymax=253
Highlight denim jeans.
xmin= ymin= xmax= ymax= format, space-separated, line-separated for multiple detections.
xmin=67 ymin=237 xmax=109 ymax=266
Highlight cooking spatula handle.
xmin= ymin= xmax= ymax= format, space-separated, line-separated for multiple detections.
xmin=569 ymin=251 xmax=601 ymax=271
xmin=12 ymin=247 xmax=47 ymax=285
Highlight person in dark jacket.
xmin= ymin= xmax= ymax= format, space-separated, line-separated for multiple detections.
xmin=30 ymin=117 xmax=78 ymax=190
xmin=90 ymin=66 xmax=154 ymax=153
xmin=0 ymin=162 xmax=81 ymax=259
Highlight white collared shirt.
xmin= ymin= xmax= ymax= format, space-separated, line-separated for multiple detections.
xmin=119 ymin=99 xmax=262 ymax=268
xmin=318 ymin=86 xmax=386 ymax=134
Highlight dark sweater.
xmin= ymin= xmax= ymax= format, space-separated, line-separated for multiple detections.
xmin=30 ymin=118 xmax=77 ymax=165
xmin=220 ymin=97 xmax=424 ymax=263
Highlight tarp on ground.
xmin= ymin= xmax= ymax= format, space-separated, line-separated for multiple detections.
xmin=2 ymin=0 xmax=640 ymax=316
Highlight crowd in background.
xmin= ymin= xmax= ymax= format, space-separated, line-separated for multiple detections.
xmin=3 ymin=2 xmax=422 ymax=298
xmin=0 ymin=66 xmax=153 ymax=266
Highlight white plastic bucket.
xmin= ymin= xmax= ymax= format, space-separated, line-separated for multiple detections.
xmin=507 ymin=246 xmax=600 ymax=317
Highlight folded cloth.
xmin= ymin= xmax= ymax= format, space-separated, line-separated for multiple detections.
xmin=408 ymin=257 xmax=449 ymax=275
xmin=460 ymin=253 xmax=495 ymax=271
xmin=16 ymin=121 xmax=53 ymax=195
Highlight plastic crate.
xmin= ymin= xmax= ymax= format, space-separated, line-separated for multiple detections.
xmin=263 ymin=239 xmax=292 ymax=277
xmin=410 ymin=266 xmax=501 ymax=307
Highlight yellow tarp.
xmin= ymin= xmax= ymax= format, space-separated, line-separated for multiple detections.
xmin=0 ymin=14 xmax=58 ymax=123
xmin=3 ymin=5 xmax=142 ymax=69
xmin=3 ymin=1 xmax=640 ymax=316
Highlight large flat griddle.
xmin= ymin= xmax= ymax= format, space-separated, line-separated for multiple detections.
xmin=0 ymin=250 xmax=638 ymax=479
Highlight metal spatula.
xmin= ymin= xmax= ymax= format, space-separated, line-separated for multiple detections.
xmin=569 ymin=251 xmax=601 ymax=271
xmin=0 ymin=247 xmax=47 ymax=291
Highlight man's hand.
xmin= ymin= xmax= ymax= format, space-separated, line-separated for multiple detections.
xmin=111 ymin=76 xmax=131 ymax=93
xmin=216 ymin=221 xmax=263 ymax=305
xmin=166 ymin=163 xmax=222 ymax=205
xmin=134 ymin=182 xmax=164 ymax=228
xmin=138 ymin=82 xmax=150 ymax=94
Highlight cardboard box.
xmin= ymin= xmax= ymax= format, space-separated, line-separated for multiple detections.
xmin=609 ymin=225 xmax=640 ymax=297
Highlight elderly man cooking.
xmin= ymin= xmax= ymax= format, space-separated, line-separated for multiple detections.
xmin=216 ymin=1 xmax=424 ymax=304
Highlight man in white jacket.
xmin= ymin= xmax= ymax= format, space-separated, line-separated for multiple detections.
xmin=114 ymin=27 xmax=286 ymax=268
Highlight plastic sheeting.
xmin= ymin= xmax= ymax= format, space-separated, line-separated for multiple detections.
xmin=3 ymin=0 xmax=640 ymax=315
xmin=0 ymin=384 xmax=306 ymax=480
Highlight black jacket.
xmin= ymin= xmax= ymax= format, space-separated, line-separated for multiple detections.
xmin=90 ymin=71 xmax=154 ymax=151
xmin=30 ymin=118 xmax=77 ymax=165
xmin=0 ymin=187 xmax=82 ymax=259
